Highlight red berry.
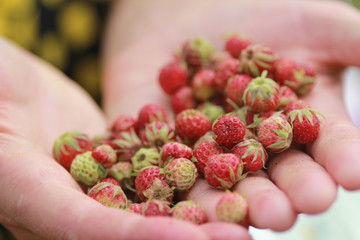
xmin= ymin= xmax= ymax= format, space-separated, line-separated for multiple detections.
xmin=240 ymin=44 xmax=278 ymax=77
xmin=175 ymin=109 xmax=211 ymax=143
xmin=111 ymin=115 xmax=138 ymax=135
xmin=53 ymin=130 xmax=93 ymax=171
xmin=225 ymin=74 xmax=252 ymax=107
xmin=212 ymin=115 xmax=246 ymax=148
xmin=159 ymin=61 xmax=188 ymax=94
xmin=204 ymin=153 xmax=243 ymax=189
xmin=243 ymin=71 xmax=280 ymax=112
xmin=287 ymin=109 xmax=320 ymax=144
xmin=214 ymin=57 xmax=241 ymax=91
xmin=193 ymin=141 xmax=224 ymax=174
xmin=224 ymin=34 xmax=252 ymax=59
xmin=92 ymin=144 xmax=117 ymax=168
xmin=257 ymin=115 xmax=293 ymax=152
xmin=232 ymin=139 xmax=268 ymax=172
xmin=273 ymin=58 xmax=305 ymax=91
xmin=191 ymin=69 xmax=216 ymax=101
xmin=171 ymin=86 xmax=196 ymax=114
xmin=138 ymin=104 xmax=168 ymax=128
xmin=135 ymin=167 xmax=174 ymax=202
xmin=160 ymin=142 xmax=193 ymax=167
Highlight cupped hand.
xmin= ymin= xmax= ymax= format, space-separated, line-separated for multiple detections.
xmin=0 ymin=38 xmax=222 ymax=240
xmin=102 ymin=0 xmax=360 ymax=233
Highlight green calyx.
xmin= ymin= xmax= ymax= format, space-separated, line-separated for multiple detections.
xmin=144 ymin=122 xmax=175 ymax=148
xmin=111 ymin=129 xmax=141 ymax=149
xmin=236 ymin=139 xmax=267 ymax=166
xmin=243 ymin=71 xmax=279 ymax=105
xmin=131 ymin=147 xmax=160 ymax=171
xmin=53 ymin=130 xmax=89 ymax=160
xmin=142 ymin=178 xmax=174 ymax=201
xmin=189 ymin=37 xmax=214 ymax=62
xmin=288 ymin=109 xmax=321 ymax=126
xmin=70 ymin=151 xmax=107 ymax=186
xmin=109 ymin=162 xmax=133 ymax=182
xmin=265 ymin=117 xmax=293 ymax=152
xmin=199 ymin=102 xmax=225 ymax=123
xmin=240 ymin=45 xmax=278 ymax=76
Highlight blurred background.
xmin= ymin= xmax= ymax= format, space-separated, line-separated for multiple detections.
xmin=0 ymin=0 xmax=360 ymax=239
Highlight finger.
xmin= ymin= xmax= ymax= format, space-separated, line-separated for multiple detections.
xmin=5 ymin=226 xmax=40 ymax=240
xmin=304 ymin=75 xmax=360 ymax=190
xmin=0 ymin=151 xmax=209 ymax=240
xmin=187 ymin=175 xmax=296 ymax=231
xmin=298 ymin=1 xmax=360 ymax=67
xmin=200 ymin=222 xmax=252 ymax=240
xmin=233 ymin=172 xmax=296 ymax=231
xmin=267 ymin=149 xmax=337 ymax=214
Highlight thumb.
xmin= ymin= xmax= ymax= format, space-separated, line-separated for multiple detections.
xmin=0 ymin=151 xmax=210 ymax=240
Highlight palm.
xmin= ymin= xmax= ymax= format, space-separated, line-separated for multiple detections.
xmin=103 ymin=0 xmax=360 ymax=232
xmin=0 ymin=39 xmax=224 ymax=240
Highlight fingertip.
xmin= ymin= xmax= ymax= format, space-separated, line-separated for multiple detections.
xmin=235 ymin=173 xmax=296 ymax=231
xmin=200 ymin=222 xmax=252 ymax=240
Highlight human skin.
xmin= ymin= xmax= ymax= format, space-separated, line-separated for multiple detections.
xmin=103 ymin=0 xmax=360 ymax=232
xmin=0 ymin=39 xmax=252 ymax=239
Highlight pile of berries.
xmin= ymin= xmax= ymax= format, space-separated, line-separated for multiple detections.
xmin=52 ymin=33 xmax=322 ymax=226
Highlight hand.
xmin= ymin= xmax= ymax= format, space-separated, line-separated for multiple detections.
xmin=0 ymin=38 xmax=223 ymax=240
xmin=102 ymin=0 xmax=360 ymax=233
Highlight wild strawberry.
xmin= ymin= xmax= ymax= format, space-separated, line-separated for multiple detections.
xmin=212 ymin=115 xmax=246 ymax=149
xmin=273 ymin=58 xmax=305 ymax=91
xmin=111 ymin=114 xmax=138 ymax=136
xmin=192 ymin=141 xmax=224 ymax=174
xmin=197 ymin=102 xmax=225 ymax=123
xmin=140 ymin=121 xmax=176 ymax=148
xmin=135 ymin=167 xmax=174 ymax=201
xmin=111 ymin=129 xmax=142 ymax=162
xmin=131 ymin=147 xmax=160 ymax=171
xmin=53 ymin=130 xmax=93 ymax=171
xmin=239 ymin=44 xmax=278 ymax=77
xmin=257 ymin=114 xmax=293 ymax=152
xmin=138 ymin=104 xmax=168 ymax=128
xmin=181 ymin=37 xmax=214 ymax=68
xmin=283 ymin=99 xmax=310 ymax=115
xmin=191 ymin=69 xmax=216 ymax=101
xmin=216 ymin=191 xmax=248 ymax=223
xmin=287 ymin=109 xmax=321 ymax=144
xmin=204 ymin=153 xmax=243 ymax=189
xmin=98 ymin=178 xmax=120 ymax=186
xmin=165 ymin=158 xmax=198 ymax=190
xmin=70 ymin=151 xmax=107 ymax=186
xmin=231 ymin=106 xmax=255 ymax=127
xmin=225 ymin=74 xmax=252 ymax=107
xmin=92 ymin=144 xmax=117 ymax=168
xmin=278 ymin=85 xmax=298 ymax=109
xmin=159 ymin=61 xmax=188 ymax=94
xmin=88 ymin=182 xmax=127 ymax=209
xmin=296 ymin=64 xmax=316 ymax=96
xmin=171 ymin=86 xmax=196 ymax=114
xmin=175 ymin=109 xmax=211 ymax=144
xmin=108 ymin=162 xmax=133 ymax=189
xmin=243 ymin=71 xmax=280 ymax=112
xmin=232 ymin=139 xmax=268 ymax=172
xmin=130 ymin=200 xmax=171 ymax=217
xmin=224 ymin=33 xmax=252 ymax=59
xmin=214 ymin=57 xmax=241 ymax=91
xmin=171 ymin=200 xmax=207 ymax=225
xmin=193 ymin=131 xmax=215 ymax=148
xmin=92 ymin=133 xmax=113 ymax=148
xmin=160 ymin=142 xmax=193 ymax=167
